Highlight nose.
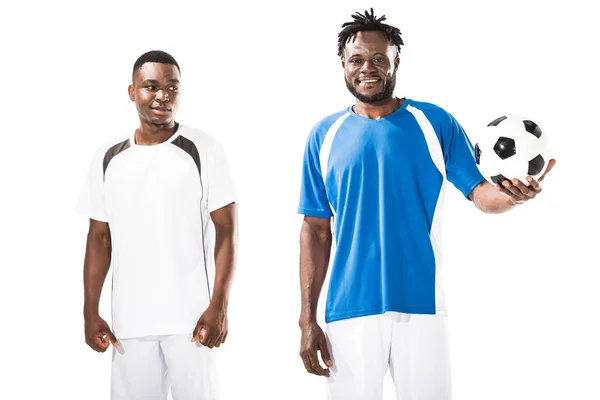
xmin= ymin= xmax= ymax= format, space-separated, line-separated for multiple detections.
xmin=361 ymin=59 xmax=376 ymax=73
xmin=155 ymin=89 xmax=170 ymax=102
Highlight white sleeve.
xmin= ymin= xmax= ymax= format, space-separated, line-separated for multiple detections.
xmin=206 ymin=139 xmax=237 ymax=213
xmin=75 ymin=150 xmax=108 ymax=222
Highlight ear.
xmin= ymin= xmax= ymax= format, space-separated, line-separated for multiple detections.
xmin=128 ymin=84 xmax=135 ymax=102
xmin=394 ymin=55 xmax=400 ymax=70
xmin=341 ymin=59 xmax=346 ymax=69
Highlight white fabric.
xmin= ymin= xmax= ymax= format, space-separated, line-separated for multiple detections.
xmin=111 ymin=334 xmax=218 ymax=400
xmin=76 ymin=125 xmax=237 ymax=339
xmin=406 ymin=104 xmax=449 ymax=313
xmin=325 ymin=312 xmax=452 ymax=400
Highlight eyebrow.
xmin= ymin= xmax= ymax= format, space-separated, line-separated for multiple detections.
xmin=141 ymin=78 xmax=180 ymax=84
xmin=348 ymin=52 xmax=389 ymax=58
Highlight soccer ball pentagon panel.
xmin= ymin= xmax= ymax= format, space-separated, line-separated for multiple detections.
xmin=474 ymin=115 xmax=550 ymax=185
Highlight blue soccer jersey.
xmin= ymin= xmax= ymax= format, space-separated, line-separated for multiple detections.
xmin=298 ymin=98 xmax=485 ymax=323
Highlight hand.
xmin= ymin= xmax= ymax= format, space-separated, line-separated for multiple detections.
xmin=299 ymin=321 xmax=333 ymax=377
xmin=85 ymin=314 xmax=118 ymax=352
xmin=496 ymin=159 xmax=556 ymax=203
xmin=191 ymin=301 xmax=228 ymax=348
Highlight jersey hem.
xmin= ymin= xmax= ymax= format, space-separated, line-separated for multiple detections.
xmin=114 ymin=327 xmax=196 ymax=340
xmin=297 ymin=207 xmax=333 ymax=218
xmin=75 ymin=207 xmax=108 ymax=223
xmin=208 ymin=198 xmax=237 ymax=213
xmin=325 ymin=305 xmax=446 ymax=324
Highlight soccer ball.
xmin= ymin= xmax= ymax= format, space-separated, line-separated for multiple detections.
xmin=474 ymin=115 xmax=550 ymax=185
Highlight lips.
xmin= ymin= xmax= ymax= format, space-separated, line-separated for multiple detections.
xmin=151 ymin=106 xmax=171 ymax=115
xmin=358 ymin=76 xmax=381 ymax=84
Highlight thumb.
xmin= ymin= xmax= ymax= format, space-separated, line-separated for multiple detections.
xmin=319 ymin=340 xmax=333 ymax=367
xmin=104 ymin=329 xmax=119 ymax=347
xmin=191 ymin=324 xmax=206 ymax=342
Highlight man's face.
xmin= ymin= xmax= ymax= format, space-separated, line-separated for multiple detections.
xmin=129 ymin=62 xmax=181 ymax=127
xmin=343 ymin=31 xmax=399 ymax=104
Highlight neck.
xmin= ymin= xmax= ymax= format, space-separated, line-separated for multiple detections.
xmin=135 ymin=120 xmax=179 ymax=145
xmin=353 ymin=96 xmax=404 ymax=120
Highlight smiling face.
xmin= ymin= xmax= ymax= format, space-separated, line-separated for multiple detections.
xmin=343 ymin=30 xmax=399 ymax=104
xmin=128 ymin=62 xmax=181 ymax=127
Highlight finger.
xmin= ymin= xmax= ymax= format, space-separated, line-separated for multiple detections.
xmin=500 ymin=180 xmax=527 ymax=201
xmin=300 ymin=353 xmax=320 ymax=376
xmin=87 ymin=337 xmax=103 ymax=352
xmin=191 ymin=326 xmax=200 ymax=342
xmin=200 ymin=328 xmax=213 ymax=347
xmin=525 ymin=176 xmax=541 ymax=191
xmin=319 ymin=340 xmax=333 ymax=369
xmin=94 ymin=335 xmax=109 ymax=352
xmin=307 ymin=350 xmax=329 ymax=376
xmin=221 ymin=331 xmax=228 ymax=344
xmin=510 ymin=179 xmax=535 ymax=197
xmin=214 ymin=332 xmax=225 ymax=348
xmin=104 ymin=330 xmax=119 ymax=348
xmin=495 ymin=182 xmax=521 ymax=200
xmin=207 ymin=330 xmax=220 ymax=348
xmin=539 ymin=159 xmax=556 ymax=182
xmin=191 ymin=326 xmax=205 ymax=343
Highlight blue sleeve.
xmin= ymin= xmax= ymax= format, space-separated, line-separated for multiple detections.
xmin=441 ymin=112 xmax=486 ymax=200
xmin=297 ymin=127 xmax=333 ymax=218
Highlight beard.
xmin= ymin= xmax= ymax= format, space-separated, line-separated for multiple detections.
xmin=345 ymin=70 xmax=397 ymax=104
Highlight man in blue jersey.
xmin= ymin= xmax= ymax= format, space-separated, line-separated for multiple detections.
xmin=297 ymin=9 xmax=555 ymax=400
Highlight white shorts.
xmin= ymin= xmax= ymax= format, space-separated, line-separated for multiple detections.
xmin=111 ymin=334 xmax=218 ymax=400
xmin=325 ymin=312 xmax=451 ymax=400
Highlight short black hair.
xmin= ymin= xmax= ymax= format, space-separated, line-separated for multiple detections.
xmin=132 ymin=50 xmax=180 ymax=79
xmin=337 ymin=8 xmax=404 ymax=59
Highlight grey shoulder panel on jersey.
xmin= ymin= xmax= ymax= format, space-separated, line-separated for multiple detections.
xmin=171 ymin=135 xmax=202 ymax=178
xmin=103 ymin=138 xmax=131 ymax=180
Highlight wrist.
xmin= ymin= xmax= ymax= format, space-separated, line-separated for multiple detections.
xmin=210 ymin=294 xmax=229 ymax=309
xmin=83 ymin=307 xmax=99 ymax=319
xmin=299 ymin=314 xmax=318 ymax=328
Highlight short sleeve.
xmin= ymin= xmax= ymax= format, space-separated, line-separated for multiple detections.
xmin=76 ymin=151 xmax=108 ymax=222
xmin=442 ymin=112 xmax=486 ymax=199
xmin=206 ymin=139 xmax=237 ymax=212
xmin=297 ymin=129 xmax=333 ymax=218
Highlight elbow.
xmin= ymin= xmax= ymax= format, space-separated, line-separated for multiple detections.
xmin=87 ymin=229 xmax=112 ymax=251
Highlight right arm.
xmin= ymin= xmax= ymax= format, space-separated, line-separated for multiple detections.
xmin=83 ymin=219 xmax=118 ymax=351
xmin=298 ymin=216 xmax=333 ymax=377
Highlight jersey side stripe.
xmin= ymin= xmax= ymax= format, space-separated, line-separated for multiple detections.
xmin=103 ymin=139 xmax=131 ymax=180
xmin=406 ymin=105 xmax=446 ymax=179
xmin=319 ymin=112 xmax=350 ymax=187
xmin=172 ymin=135 xmax=202 ymax=181
xmin=406 ymin=103 xmax=448 ymax=313
xmin=171 ymin=135 xmax=211 ymax=301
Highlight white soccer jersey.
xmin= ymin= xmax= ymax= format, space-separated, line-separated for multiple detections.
xmin=77 ymin=125 xmax=237 ymax=339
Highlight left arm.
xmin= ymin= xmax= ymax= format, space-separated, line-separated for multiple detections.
xmin=434 ymin=108 xmax=555 ymax=213
xmin=192 ymin=202 xmax=238 ymax=348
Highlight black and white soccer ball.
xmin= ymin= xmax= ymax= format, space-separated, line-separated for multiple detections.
xmin=474 ymin=115 xmax=550 ymax=185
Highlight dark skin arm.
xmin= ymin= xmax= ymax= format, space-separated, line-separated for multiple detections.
xmin=470 ymin=159 xmax=556 ymax=213
xmin=298 ymin=216 xmax=333 ymax=377
xmin=83 ymin=219 xmax=118 ymax=352
xmin=191 ymin=202 xmax=238 ymax=348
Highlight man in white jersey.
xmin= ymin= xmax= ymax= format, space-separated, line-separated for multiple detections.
xmin=77 ymin=50 xmax=238 ymax=400
xmin=297 ymin=9 xmax=556 ymax=400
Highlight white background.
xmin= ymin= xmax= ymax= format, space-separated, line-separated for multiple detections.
xmin=1 ymin=0 xmax=598 ymax=399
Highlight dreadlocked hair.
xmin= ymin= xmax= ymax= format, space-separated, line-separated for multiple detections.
xmin=337 ymin=8 xmax=404 ymax=59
